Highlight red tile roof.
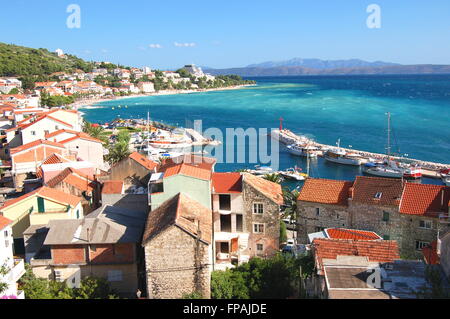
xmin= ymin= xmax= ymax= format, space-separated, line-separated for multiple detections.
xmin=142 ymin=193 xmax=212 ymax=244
xmin=313 ymin=238 xmax=400 ymax=270
xmin=102 ymin=181 xmax=124 ymax=194
xmin=164 ymin=163 xmax=212 ymax=181
xmin=36 ymin=153 xmax=72 ymax=178
xmin=0 ymin=215 xmax=12 ymax=230
xmin=242 ymin=173 xmax=284 ymax=205
xmin=18 ymin=114 xmax=74 ymax=131
xmin=129 ymin=152 xmax=157 ymax=170
xmin=399 ymin=183 xmax=450 ymax=217
xmin=212 ymin=172 xmax=242 ymax=193
xmin=325 ymin=228 xmax=382 ymax=240
xmin=158 ymin=154 xmax=216 ymax=172
xmin=351 ymin=176 xmax=404 ymax=207
xmin=10 ymin=139 xmax=66 ymax=155
xmin=46 ymin=167 xmax=96 ymax=193
xmin=0 ymin=186 xmax=82 ymax=210
xmin=298 ymin=178 xmax=353 ymax=206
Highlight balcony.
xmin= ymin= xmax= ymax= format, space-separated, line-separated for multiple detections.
xmin=10 ymin=258 xmax=25 ymax=282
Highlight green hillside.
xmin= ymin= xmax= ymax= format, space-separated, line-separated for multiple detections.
xmin=0 ymin=42 xmax=95 ymax=77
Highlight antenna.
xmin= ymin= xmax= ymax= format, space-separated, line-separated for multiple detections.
xmin=386 ymin=112 xmax=391 ymax=159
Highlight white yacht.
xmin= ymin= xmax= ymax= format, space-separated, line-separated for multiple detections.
xmin=286 ymin=144 xmax=319 ymax=158
xmin=324 ymin=148 xmax=362 ymax=166
xmin=280 ymin=168 xmax=307 ymax=181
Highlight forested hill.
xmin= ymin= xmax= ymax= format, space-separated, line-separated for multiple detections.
xmin=0 ymin=42 xmax=95 ymax=77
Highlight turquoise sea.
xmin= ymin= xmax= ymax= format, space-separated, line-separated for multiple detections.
xmin=81 ymin=75 xmax=450 ymax=186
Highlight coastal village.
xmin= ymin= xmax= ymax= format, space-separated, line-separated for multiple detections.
xmin=0 ymin=48 xmax=450 ymax=300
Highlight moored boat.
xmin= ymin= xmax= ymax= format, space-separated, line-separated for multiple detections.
xmin=324 ymin=148 xmax=362 ymax=166
xmin=286 ymin=144 xmax=319 ymax=158
xmin=280 ymin=167 xmax=307 ymax=181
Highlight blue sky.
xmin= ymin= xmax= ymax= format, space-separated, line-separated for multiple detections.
xmin=1 ymin=0 xmax=450 ymax=69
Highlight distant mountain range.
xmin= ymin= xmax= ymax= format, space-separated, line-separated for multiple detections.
xmin=246 ymin=58 xmax=399 ymax=69
xmin=205 ymin=58 xmax=450 ymax=76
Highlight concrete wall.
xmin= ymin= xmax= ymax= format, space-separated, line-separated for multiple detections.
xmin=64 ymin=139 xmax=105 ymax=170
xmin=144 ymin=225 xmax=211 ymax=299
xmin=152 ymin=175 xmax=211 ymax=210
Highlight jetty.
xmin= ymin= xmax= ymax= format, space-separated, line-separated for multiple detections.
xmin=270 ymin=128 xmax=449 ymax=179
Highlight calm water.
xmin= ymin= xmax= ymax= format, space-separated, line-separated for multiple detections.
xmin=81 ymin=75 xmax=450 ymax=187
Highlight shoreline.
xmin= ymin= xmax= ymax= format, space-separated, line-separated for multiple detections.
xmin=73 ymin=84 xmax=255 ymax=110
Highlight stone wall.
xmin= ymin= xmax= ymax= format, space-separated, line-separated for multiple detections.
xmin=242 ymin=182 xmax=280 ymax=257
xmin=440 ymin=233 xmax=450 ymax=279
xmin=296 ymin=201 xmax=351 ymax=244
xmin=144 ymin=225 xmax=211 ymax=299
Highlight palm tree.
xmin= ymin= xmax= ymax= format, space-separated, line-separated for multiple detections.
xmin=263 ymin=173 xmax=283 ymax=184
xmin=107 ymin=141 xmax=130 ymax=165
xmin=83 ymin=120 xmax=109 ymax=143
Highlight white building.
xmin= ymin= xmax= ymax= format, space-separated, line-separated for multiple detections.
xmin=137 ymin=82 xmax=155 ymax=93
xmin=55 ymin=49 xmax=64 ymax=57
xmin=0 ymin=216 xmax=25 ymax=299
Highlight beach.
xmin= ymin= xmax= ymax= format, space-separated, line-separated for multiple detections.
xmin=72 ymin=85 xmax=254 ymax=109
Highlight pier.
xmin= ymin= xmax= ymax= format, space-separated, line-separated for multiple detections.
xmin=270 ymin=129 xmax=449 ymax=179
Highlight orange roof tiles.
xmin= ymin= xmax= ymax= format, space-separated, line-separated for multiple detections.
xmin=46 ymin=168 xmax=96 ymax=193
xmin=142 ymin=193 xmax=212 ymax=244
xmin=102 ymin=181 xmax=124 ymax=194
xmin=325 ymin=228 xmax=382 ymax=240
xmin=399 ymin=183 xmax=450 ymax=217
xmin=164 ymin=163 xmax=212 ymax=181
xmin=0 ymin=186 xmax=82 ymax=210
xmin=298 ymin=178 xmax=353 ymax=206
xmin=212 ymin=172 xmax=242 ymax=193
xmin=313 ymin=238 xmax=400 ymax=270
xmin=242 ymin=173 xmax=284 ymax=205
xmin=351 ymin=176 xmax=404 ymax=207
xmin=129 ymin=152 xmax=157 ymax=170
xmin=0 ymin=215 xmax=12 ymax=230
xmin=10 ymin=139 xmax=66 ymax=155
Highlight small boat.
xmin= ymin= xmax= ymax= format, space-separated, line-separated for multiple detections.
xmin=363 ymin=162 xmax=403 ymax=178
xmin=252 ymin=165 xmax=273 ymax=175
xmin=286 ymin=144 xmax=319 ymax=158
xmin=280 ymin=167 xmax=307 ymax=181
xmin=324 ymin=148 xmax=362 ymax=166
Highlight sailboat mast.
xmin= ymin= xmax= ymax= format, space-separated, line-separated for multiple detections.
xmin=147 ymin=111 xmax=150 ymax=157
xmin=387 ymin=112 xmax=391 ymax=159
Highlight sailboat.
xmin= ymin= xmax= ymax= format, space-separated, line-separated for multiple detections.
xmin=363 ymin=113 xmax=422 ymax=179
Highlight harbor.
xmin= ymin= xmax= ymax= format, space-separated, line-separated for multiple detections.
xmin=270 ymin=127 xmax=449 ymax=180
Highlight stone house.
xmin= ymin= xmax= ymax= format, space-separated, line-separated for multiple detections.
xmin=211 ymin=172 xmax=283 ymax=270
xmin=142 ymin=193 xmax=212 ymax=299
xmin=25 ymin=205 xmax=146 ymax=298
xmin=297 ymin=176 xmax=450 ymax=259
xmin=108 ymin=152 xmax=157 ymax=188
xmin=297 ymin=178 xmax=354 ymax=243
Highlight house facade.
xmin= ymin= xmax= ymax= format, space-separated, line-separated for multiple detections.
xmin=0 ymin=216 xmax=25 ymax=299
xmin=297 ymin=176 xmax=450 ymax=259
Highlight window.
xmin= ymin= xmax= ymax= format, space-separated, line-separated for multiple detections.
xmin=107 ymin=270 xmax=123 ymax=282
xmin=382 ymin=211 xmax=390 ymax=222
xmin=253 ymin=223 xmax=265 ymax=234
xmin=4 ymin=230 xmax=8 ymax=237
xmin=4 ymin=239 xmax=9 ymax=248
xmin=31 ymin=131 xmax=36 ymax=136
xmin=54 ymin=270 xmax=63 ymax=282
xmin=419 ymin=220 xmax=432 ymax=229
xmin=315 ymin=226 xmax=325 ymax=232
xmin=415 ymin=241 xmax=429 ymax=251
xmin=55 ymin=125 xmax=59 ymax=130
xmin=220 ymin=214 xmax=232 ymax=232
xmin=257 ymin=244 xmax=264 ymax=252
xmin=383 ymin=235 xmax=390 ymax=240
xmin=374 ymin=192 xmax=383 ymax=199
xmin=316 ymin=208 xmax=320 ymax=216
xmin=219 ymin=194 xmax=231 ymax=211
xmin=253 ymin=203 xmax=264 ymax=214
xmin=236 ymin=214 xmax=243 ymax=232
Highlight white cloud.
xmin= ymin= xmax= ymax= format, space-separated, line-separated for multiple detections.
xmin=174 ymin=42 xmax=196 ymax=47
xmin=149 ymin=43 xmax=163 ymax=49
